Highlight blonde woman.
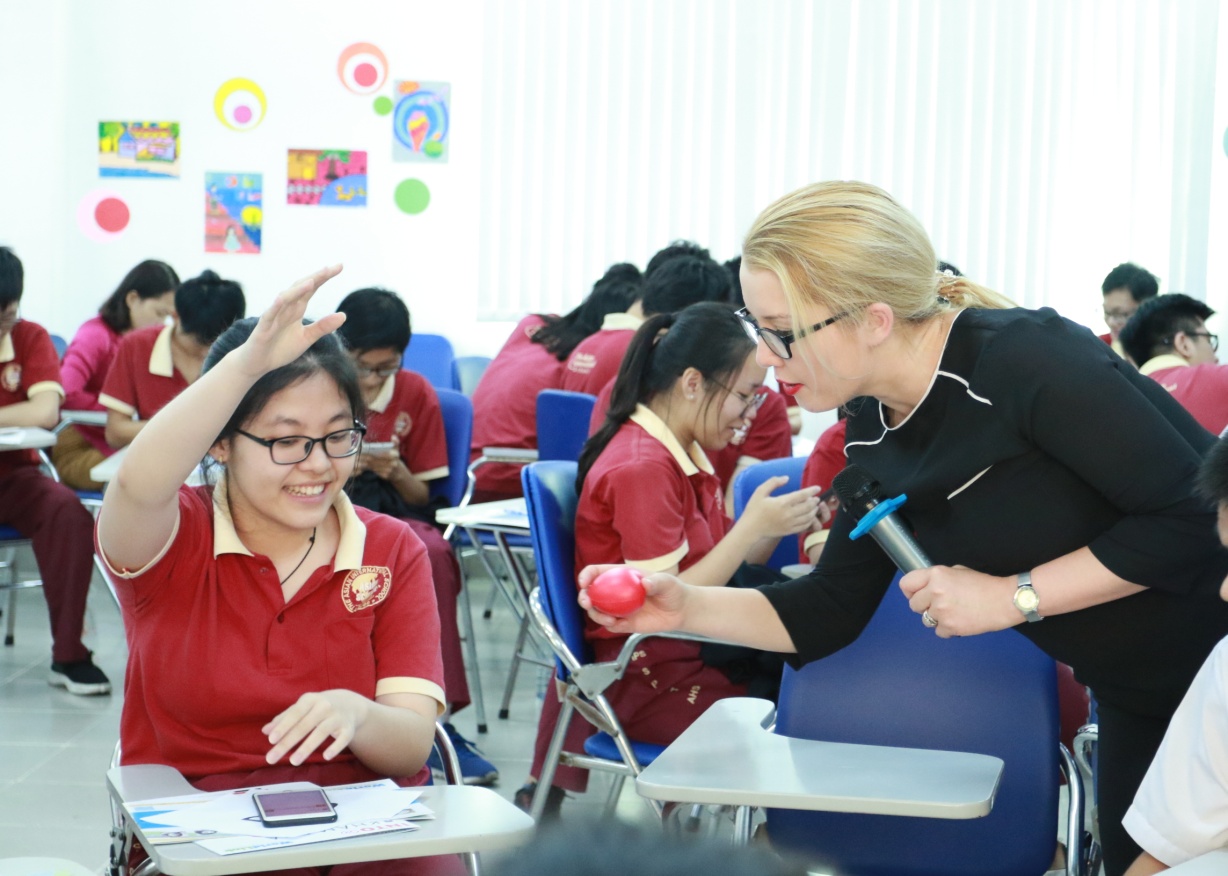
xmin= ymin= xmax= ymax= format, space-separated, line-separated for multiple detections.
xmin=580 ymin=181 xmax=1228 ymax=876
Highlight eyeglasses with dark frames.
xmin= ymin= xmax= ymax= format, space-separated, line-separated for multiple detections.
xmin=735 ymin=307 xmax=847 ymax=360
xmin=354 ymin=364 xmax=400 ymax=379
xmin=237 ymin=425 xmax=367 ymax=465
xmin=1163 ymin=331 xmax=1220 ymax=353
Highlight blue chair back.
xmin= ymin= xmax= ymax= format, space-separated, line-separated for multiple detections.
xmin=403 ymin=333 xmax=458 ymax=391
xmin=50 ymin=334 xmax=68 ymax=360
xmin=767 ymin=575 xmax=1060 ymax=876
xmin=521 ymin=460 xmax=590 ymax=675
xmin=452 ymin=356 xmax=491 ymax=397
xmin=431 ymin=389 xmax=473 ymax=508
xmin=536 ymin=390 xmax=597 ymax=462
xmin=731 ymin=456 xmax=806 ymax=570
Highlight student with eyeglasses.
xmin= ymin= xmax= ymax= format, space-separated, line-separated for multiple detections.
xmin=1099 ymin=262 xmax=1160 ymax=358
xmin=516 ymin=301 xmax=822 ymax=820
xmin=97 ymin=268 xmax=464 ymax=876
xmin=578 ymin=181 xmax=1228 ymax=876
xmin=1118 ymin=293 xmax=1228 ymax=437
xmin=335 ymin=287 xmax=498 ymax=788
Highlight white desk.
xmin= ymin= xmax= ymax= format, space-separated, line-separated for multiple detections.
xmin=108 ymin=764 xmax=535 ymax=876
xmin=0 ymin=427 xmax=56 ymax=451
xmin=90 ymin=447 xmax=206 ymax=486
xmin=635 ymin=697 xmax=1003 ymax=820
xmin=1166 ymin=850 xmax=1228 ymax=874
xmin=436 ymin=498 xmax=529 ymax=532
xmin=61 ymin=409 xmax=109 ymax=428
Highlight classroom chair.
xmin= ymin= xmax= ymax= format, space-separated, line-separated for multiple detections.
xmin=521 ymin=460 xmax=716 ymax=823
xmin=0 ymin=525 xmax=39 ymax=647
xmin=403 ymin=333 xmax=459 ymax=392
xmin=730 ymin=455 xmax=807 ymax=571
xmin=452 ymin=356 xmax=492 ymax=398
xmin=535 ymin=390 xmax=597 ymax=463
xmin=49 ymin=333 xmax=68 ymax=360
xmin=762 ymin=575 xmax=1087 ymax=876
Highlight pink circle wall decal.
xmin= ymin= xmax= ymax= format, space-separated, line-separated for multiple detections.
xmin=94 ymin=198 xmax=130 ymax=233
xmin=77 ymin=189 xmax=129 ymax=241
xmin=338 ymin=43 xmax=388 ymax=94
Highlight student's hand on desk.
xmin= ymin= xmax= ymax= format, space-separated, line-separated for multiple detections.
xmin=742 ymin=476 xmax=823 ymax=538
xmin=578 ymin=564 xmax=688 ymax=635
xmin=899 ymin=565 xmax=1019 ymax=639
xmin=263 ymin=689 xmax=370 ymax=766
xmin=234 ymin=265 xmax=347 ymax=378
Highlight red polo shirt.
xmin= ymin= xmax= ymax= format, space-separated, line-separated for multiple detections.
xmin=559 ymin=312 xmax=643 ymax=395
xmin=706 ymin=388 xmax=793 ymax=491
xmin=365 ymin=369 xmax=449 ymax=482
xmin=576 ymin=405 xmax=730 ymax=639
xmin=99 ymin=324 xmax=189 ymax=421
xmin=100 ymin=481 xmax=446 ymax=783
xmin=1139 ymin=354 xmax=1228 ymax=436
xmin=0 ymin=320 xmax=63 ymax=477
xmin=799 ymin=418 xmax=847 ymax=561
xmin=470 ymin=314 xmax=565 ymax=495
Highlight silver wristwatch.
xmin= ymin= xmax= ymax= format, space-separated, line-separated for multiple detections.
xmin=1012 ymin=570 xmax=1043 ymax=623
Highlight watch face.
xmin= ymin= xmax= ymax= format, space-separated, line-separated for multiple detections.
xmin=1015 ymin=588 xmax=1039 ymax=612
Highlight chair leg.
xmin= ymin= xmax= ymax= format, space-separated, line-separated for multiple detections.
xmin=5 ymin=588 xmax=15 ymax=646
xmin=481 ymin=577 xmax=500 ymax=619
xmin=499 ymin=613 xmax=533 ymax=719
xmin=732 ymin=806 xmax=753 ymax=846
xmin=455 ymin=568 xmax=488 ymax=733
xmin=531 ymin=697 xmax=576 ymax=821
xmin=603 ymin=774 xmax=626 ymax=817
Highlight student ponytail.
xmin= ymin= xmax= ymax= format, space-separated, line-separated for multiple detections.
xmin=576 ymin=302 xmax=755 ymax=490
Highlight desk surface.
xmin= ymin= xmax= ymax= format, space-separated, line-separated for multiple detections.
xmin=436 ymin=498 xmax=529 ymax=532
xmin=1166 ymin=850 xmax=1228 ymax=874
xmin=635 ymin=697 xmax=1003 ymax=819
xmin=109 ymin=765 xmax=535 ymax=876
xmin=91 ymin=447 xmax=206 ymax=486
xmin=0 ymin=427 xmax=56 ymax=451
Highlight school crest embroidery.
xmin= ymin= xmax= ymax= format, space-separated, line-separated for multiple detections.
xmin=393 ymin=411 xmax=412 ymax=438
xmin=1 ymin=363 xmax=20 ymax=393
xmin=340 ymin=565 xmax=392 ymax=612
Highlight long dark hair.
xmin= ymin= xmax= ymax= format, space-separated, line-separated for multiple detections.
xmin=200 ymin=318 xmax=366 ymax=478
xmin=577 ymin=302 xmax=754 ymax=488
xmin=532 ymin=263 xmax=642 ymax=361
xmin=98 ymin=260 xmax=180 ymax=333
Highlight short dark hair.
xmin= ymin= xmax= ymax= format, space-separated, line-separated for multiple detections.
xmin=1198 ymin=438 xmax=1228 ymax=506
xmin=646 ymin=240 xmax=711 ymax=277
xmin=0 ymin=246 xmax=23 ymax=308
xmin=176 ymin=270 xmax=246 ymax=346
xmin=99 ymin=260 xmax=180 ymax=333
xmin=201 ymin=317 xmax=366 ymax=471
xmin=641 ymin=255 xmax=731 ymax=317
xmin=335 ymin=287 xmax=411 ymax=354
xmin=532 ymin=262 xmax=643 ymax=361
xmin=1118 ymin=293 xmax=1215 ymax=366
xmin=492 ymin=819 xmax=806 ymax=876
xmin=725 ymin=256 xmax=743 ymax=308
xmin=1102 ymin=262 xmax=1159 ymax=302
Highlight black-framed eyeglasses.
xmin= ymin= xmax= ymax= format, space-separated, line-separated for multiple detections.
xmin=1188 ymin=332 xmax=1220 ymax=352
xmin=354 ymin=365 xmax=400 ymax=379
xmin=713 ymin=382 xmax=770 ymax=418
xmin=735 ymin=307 xmax=846 ymax=360
xmin=237 ymin=425 xmax=367 ymax=465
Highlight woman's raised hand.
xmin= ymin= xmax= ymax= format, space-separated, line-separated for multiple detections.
xmin=741 ymin=475 xmax=823 ymax=538
xmin=233 ymin=265 xmax=346 ymax=378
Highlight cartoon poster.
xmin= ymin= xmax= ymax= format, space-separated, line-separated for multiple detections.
xmin=391 ymin=81 xmax=450 ymax=163
xmin=287 ymin=150 xmax=367 ymax=206
xmin=205 ymin=173 xmax=262 ymax=254
xmin=99 ymin=122 xmax=181 ymax=178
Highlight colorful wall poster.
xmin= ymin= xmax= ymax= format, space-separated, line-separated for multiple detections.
xmin=392 ymin=81 xmax=450 ymax=162
xmin=205 ymin=173 xmax=262 ymax=254
xmin=99 ymin=122 xmax=181 ymax=178
xmin=286 ymin=150 xmax=367 ymax=206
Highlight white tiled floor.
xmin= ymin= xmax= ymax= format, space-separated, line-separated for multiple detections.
xmin=0 ymin=550 xmax=655 ymax=871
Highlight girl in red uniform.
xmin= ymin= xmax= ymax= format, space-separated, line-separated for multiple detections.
xmin=518 ymin=302 xmax=820 ymax=816
xmin=97 ymin=267 xmax=461 ymax=875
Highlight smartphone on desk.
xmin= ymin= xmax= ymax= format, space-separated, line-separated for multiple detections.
xmin=252 ymin=787 xmax=338 ymax=828
xmin=361 ymin=441 xmax=397 ymax=454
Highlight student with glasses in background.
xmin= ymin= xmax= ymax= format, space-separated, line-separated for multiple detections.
xmin=1099 ymin=262 xmax=1160 ymax=359
xmin=97 ymin=268 xmax=464 ymax=876
xmin=1119 ymin=293 xmax=1228 ymax=436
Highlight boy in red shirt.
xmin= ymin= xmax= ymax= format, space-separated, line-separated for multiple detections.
xmin=0 ymin=247 xmax=109 ymax=694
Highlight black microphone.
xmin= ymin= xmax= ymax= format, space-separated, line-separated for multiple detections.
xmin=832 ymin=464 xmax=931 ymax=572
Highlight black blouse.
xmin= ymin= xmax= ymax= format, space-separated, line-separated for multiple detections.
xmin=761 ymin=307 xmax=1228 ymax=716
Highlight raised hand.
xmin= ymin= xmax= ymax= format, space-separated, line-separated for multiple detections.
xmin=741 ymin=476 xmax=823 ymax=538
xmin=232 ymin=265 xmax=346 ymax=378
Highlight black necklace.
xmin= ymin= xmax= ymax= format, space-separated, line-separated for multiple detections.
xmin=279 ymin=527 xmax=318 ymax=586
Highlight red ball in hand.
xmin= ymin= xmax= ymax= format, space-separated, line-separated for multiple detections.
xmin=588 ymin=567 xmax=646 ymax=617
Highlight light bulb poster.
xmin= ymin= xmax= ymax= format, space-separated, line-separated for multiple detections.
xmin=287 ymin=149 xmax=368 ymax=206
xmin=392 ymin=81 xmax=450 ymax=163
xmin=99 ymin=121 xmax=181 ymax=178
xmin=205 ymin=173 xmax=262 ymax=254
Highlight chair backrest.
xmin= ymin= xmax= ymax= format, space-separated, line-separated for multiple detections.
xmin=731 ymin=456 xmax=806 ymax=570
xmin=536 ymin=390 xmax=598 ymax=462
xmin=403 ymin=333 xmax=458 ymax=391
xmin=432 ymin=389 xmax=473 ymax=508
xmin=521 ymin=460 xmax=591 ymax=675
xmin=767 ymin=575 xmax=1061 ymax=876
xmin=50 ymin=334 xmax=68 ymax=360
xmin=452 ymin=355 xmax=492 ymax=397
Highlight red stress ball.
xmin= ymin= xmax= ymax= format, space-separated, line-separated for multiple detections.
xmin=588 ymin=567 xmax=646 ymax=617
